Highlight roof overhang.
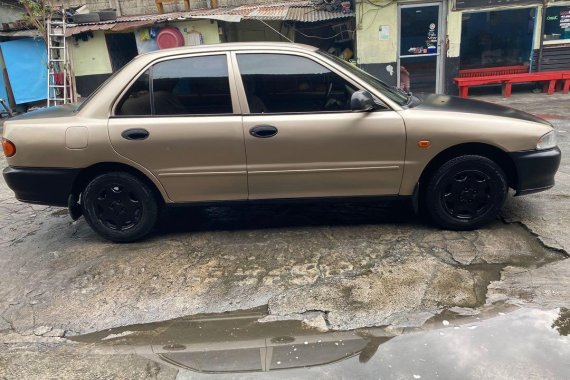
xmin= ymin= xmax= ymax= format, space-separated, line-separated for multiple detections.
xmin=65 ymin=1 xmax=354 ymax=36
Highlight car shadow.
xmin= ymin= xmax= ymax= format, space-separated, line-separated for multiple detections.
xmin=155 ymin=199 xmax=422 ymax=236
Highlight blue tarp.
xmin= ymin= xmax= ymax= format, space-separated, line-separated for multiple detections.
xmin=0 ymin=38 xmax=47 ymax=104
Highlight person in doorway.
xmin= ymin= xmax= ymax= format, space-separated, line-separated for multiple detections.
xmin=400 ymin=65 xmax=410 ymax=93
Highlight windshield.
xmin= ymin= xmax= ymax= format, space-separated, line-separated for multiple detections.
xmin=317 ymin=50 xmax=409 ymax=106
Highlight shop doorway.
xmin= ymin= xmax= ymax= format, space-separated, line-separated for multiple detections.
xmin=105 ymin=33 xmax=139 ymax=72
xmin=398 ymin=3 xmax=444 ymax=93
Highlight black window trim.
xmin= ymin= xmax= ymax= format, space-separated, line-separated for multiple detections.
xmin=233 ymin=51 xmax=392 ymax=116
xmin=111 ymin=52 xmax=237 ymax=118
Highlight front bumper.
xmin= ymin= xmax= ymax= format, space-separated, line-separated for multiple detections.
xmin=509 ymin=147 xmax=561 ymax=196
xmin=3 ymin=166 xmax=80 ymax=206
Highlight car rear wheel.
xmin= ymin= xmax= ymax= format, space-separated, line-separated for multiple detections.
xmin=425 ymin=155 xmax=508 ymax=230
xmin=82 ymin=172 xmax=158 ymax=242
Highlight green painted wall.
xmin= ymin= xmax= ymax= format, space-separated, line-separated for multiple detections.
xmin=70 ymin=30 xmax=113 ymax=76
xmin=171 ymin=19 xmax=221 ymax=45
xmin=355 ymin=0 xmax=399 ymax=64
xmin=447 ymin=7 xmax=462 ymax=58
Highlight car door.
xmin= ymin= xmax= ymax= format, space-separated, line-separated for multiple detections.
xmin=232 ymin=51 xmax=407 ymax=200
xmin=108 ymin=53 xmax=248 ymax=202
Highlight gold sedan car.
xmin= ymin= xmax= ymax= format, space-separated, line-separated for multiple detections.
xmin=1 ymin=43 xmax=561 ymax=242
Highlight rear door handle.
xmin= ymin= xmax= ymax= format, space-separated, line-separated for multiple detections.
xmin=249 ymin=125 xmax=278 ymax=138
xmin=121 ymin=128 xmax=149 ymax=140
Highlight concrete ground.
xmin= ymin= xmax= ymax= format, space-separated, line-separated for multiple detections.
xmin=0 ymin=92 xmax=569 ymax=379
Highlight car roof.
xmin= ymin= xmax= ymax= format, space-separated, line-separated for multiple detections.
xmin=136 ymin=42 xmax=319 ymax=59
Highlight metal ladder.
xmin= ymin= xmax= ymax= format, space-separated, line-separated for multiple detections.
xmin=46 ymin=13 xmax=75 ymax=106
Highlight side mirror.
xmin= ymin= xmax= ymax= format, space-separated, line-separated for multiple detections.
xmin=350 ymin=90 xmax=376 ymax=112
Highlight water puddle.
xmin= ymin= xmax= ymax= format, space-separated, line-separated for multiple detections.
xmin=70 ymin=305 xmax=570 ymax=378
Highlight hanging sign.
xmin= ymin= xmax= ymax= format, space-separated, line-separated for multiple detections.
xmin=544 ymin=5 xmax=570 ymax=39
xmin=379 ymin=25 xmax=390 ymax=41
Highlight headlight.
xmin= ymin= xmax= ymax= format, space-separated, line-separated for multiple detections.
xmin=537 ymin=131 xmax=557 ymax=150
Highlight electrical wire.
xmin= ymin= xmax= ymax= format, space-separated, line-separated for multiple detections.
xmin=291 ymin=24 xmax=356 ymax=40
xmin=357 ymin=0 xmax=395 ymax=32
xmin=364 ymin=0 xmax=394 ymax=8
xmin=259 ymin=19 xmax=356 ymax=41
xmin=259 ymin=0 xmax=393 ymax=41
xmin=258 ymin=19 xmax=293 ymax=42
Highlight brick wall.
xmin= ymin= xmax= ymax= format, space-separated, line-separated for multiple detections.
xmin=0 ymin=5 xmax=25 ymax=24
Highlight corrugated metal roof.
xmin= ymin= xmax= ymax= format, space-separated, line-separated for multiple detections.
xmin=286 ymin=7 xmax=353 ymax=22
xmin=65 ymin=1 xmax=353 ymax=35
xmin=66 ymin=23 xmax=113 ymax=36
xmin=246 ymin=5 xmax=290 ymax=20
xmin=0 ymin=29 xmax=40 ymax=37
xmin=66 ymin=21 xmax=155 ymax=36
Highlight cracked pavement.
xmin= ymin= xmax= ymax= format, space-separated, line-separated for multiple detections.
xmin=1 ymin=93 xmax=569 ymax=379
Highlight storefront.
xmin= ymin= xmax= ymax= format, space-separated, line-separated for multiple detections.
xmin=444 ymin=0 xmax=570 ymax=93
xmin=356 ymin=0 xmax=570 ymax=95
xmin=355 ymin=0 xmax=448 ymax=93
xmin=534 ymin=2 xmax=570 ymax=71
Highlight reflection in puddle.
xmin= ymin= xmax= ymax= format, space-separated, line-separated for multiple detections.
xmin=71 ymin=306 xmax=570 ymax=378
xmin=72 ymin=306 xmax=393 ymax=373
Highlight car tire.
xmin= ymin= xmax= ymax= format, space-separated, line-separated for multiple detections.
xmin=425 ymin=155 xmax=507 ymax=230
xmin=82 ymin=172 xmax=158 ymax=242
xmin=72 ymin=13 xmax=101 ymax=23
xmin=97 ymin=10 xmax=117 ymax=21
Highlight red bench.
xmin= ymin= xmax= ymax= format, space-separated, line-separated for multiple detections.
xmin=458 ymin=65 xmax=528 ymax=78
xmin=454 ymin=71 xmax=569 ymax=98
xmin=563 ymin=72 xmax=570 ymax=94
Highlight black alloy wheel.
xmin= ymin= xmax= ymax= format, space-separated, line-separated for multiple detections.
xmin=425 ymin=155 xmax=508 ymax=230
xmin=94 ymin=183 xmax=142 ymax=231
xmin=441 ymin=169 xmax=494 ymax=219
xmin=82 ymin=172 xmax=158 ymax=242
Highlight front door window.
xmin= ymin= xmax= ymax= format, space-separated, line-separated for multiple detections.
xmin=236 ymin=53 xmax=357 ymax=114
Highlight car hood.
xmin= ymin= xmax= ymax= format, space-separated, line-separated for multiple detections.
xmin=9 ymin=104 xmax=77 ymax=121
xmin=413 ymin=94 xmax=551 ymax=126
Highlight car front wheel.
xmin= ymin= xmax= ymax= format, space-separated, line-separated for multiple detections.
xmin=425 ymin=155 xmax=508 ymax=230
xmin=82 ymin=172 xmax=158 ymax=242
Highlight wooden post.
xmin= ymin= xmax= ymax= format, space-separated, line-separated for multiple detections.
xmin=0 ymin=48 xmax=16 ymax=108
xmin=537 ymin=0 xmax=547 ymax=72
xmin=155 ymin=0 xmax=191 ymax=14
xmin=156 ymin=1 xmax=165 ymax=14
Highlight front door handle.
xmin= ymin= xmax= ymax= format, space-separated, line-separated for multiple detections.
xmin=121 ymin=128 xmax=149 ymax=140
xmin=249 ymin=125 xmax=278 ymax=138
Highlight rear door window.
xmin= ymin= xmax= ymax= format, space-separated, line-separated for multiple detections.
xmin=152 ymin=55 xmax=232 ymax=116
xmin=115 ymin=55 xmax=233 ymax=116
xmin=115 ymin=70 xmax=151 ymax=116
